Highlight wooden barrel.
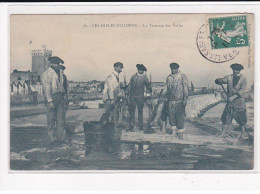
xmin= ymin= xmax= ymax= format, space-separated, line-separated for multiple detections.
xmin=83 ymin=121 xmax=118 ymax=154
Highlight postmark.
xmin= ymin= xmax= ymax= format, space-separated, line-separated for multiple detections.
xmin=208 ymin=15 xmax=248 ymax=49
xmin=196 ymin=23 xmax=240 ymax=63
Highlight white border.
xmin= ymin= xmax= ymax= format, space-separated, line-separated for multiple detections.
xmin=1 ymin=2 xmax=260 ymax=190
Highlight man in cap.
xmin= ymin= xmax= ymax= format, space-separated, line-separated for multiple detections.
xmin=59 ymin=65 xmax=71 ymax=135
xmin=126 ymin=64 xmax=152 ymax=131
xmin=102 ymin=62 xmax=124 ymax=127
xmin=163 ymin=63 xmax=189 ymax=138
xmin=215 ymin=63 xmax=248 ymax=139
xmin=42 ymin=56 xmax=67 ymax=142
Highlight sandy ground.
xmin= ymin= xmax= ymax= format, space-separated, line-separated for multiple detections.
xmin=10 ymin=102 xmax=254 ymax=170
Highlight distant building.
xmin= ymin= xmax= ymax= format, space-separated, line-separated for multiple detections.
xmin=10 ymin=70 xmax=34 ymax=83
xmin=10 ymin=80 xmax=30 ymax=95
xmin=31 ymin=45 xmax=52 ymax=82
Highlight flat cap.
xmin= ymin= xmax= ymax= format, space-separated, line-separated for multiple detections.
xmin=114 ymin=62 xmax=124 ymax=68
xmin=230 ymin=63 xmax=244 ymax=71
xmin=170 ymin=63 xmax=179 ymax=69
xmin=136 ymin=64 xmax=147 ymax=71
xmin=48 ymin=56 xmax=64 ymax=65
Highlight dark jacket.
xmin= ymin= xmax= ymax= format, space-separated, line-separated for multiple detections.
xmin=127 ymin=73 xmax=152 ymax=99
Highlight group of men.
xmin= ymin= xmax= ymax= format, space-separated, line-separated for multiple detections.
xmin=42 ymin=55 xmax=249 ymax=143
xmin=102 ymin=62 xmax=190 ymax=137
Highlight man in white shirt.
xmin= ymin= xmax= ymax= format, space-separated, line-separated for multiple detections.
xmin=42 ymin=56 xmax=67 ymax=143
xmin=103 ymin=62 xmax=124 ymax=127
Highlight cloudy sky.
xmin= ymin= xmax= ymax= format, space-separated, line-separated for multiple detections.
xmin=10 ymin=14 xmax=254 ymax=88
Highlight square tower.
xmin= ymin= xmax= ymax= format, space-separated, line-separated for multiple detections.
xmin=31 ymin=45 xmax=52 ymax=82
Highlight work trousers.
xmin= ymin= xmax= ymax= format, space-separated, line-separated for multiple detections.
xmin=46 ymin=93 xmax=67 ymax=142
xmin=168 ymin=100 xmax=185 ymax=129
xmin=129 ymin=96 xmax=144 ymax=129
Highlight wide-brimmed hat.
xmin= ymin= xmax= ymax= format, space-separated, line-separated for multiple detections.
xmin=136 ymin=64 xmax=147 ymax=71
xmin=48 ymin=56 xmax=64 ymax=65
xmin=230 ymin=63 xmax=244 ymax=71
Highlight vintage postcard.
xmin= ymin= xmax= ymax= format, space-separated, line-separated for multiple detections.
xmin=10 ymin=13 xmax=254 ymax=171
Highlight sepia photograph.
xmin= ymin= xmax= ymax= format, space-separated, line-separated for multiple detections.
xmin=9 ymin=13 xmax=254 ymax=171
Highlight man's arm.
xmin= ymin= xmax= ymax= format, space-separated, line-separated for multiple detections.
xmin=42 ymin=71 xmax=52 ymax=102
xmin=144 ymin=76 xmax=152 ymax=94
xmin=182 ymin=74 xmax=189 ymax=106
xmin=215 ymin=75 xmax=229 ymax=85
xmin=126 ymin=75 xmax=134 ymax=95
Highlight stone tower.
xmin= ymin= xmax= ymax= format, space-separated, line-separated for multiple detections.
xmin=31 ymin=45 xmax=52 ymax=82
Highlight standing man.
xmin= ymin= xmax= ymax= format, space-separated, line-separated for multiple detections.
xmin=127 ymin=64 xmax=152 ymax=131
xmin=42 ymin=56 xmax=67 ymax=143
xmin=60 ymin=64 xmax=71 ymax=135
xmin=102 ymin=62 xmax=124 ymax=127
xmin=215 ymin=63 xmax=248 ymax=139
xmin=164 ymin=63 xmax=189 ymax=138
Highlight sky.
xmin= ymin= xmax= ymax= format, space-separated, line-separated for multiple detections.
xmin=10 ymin=14 xmax=254 ymax=88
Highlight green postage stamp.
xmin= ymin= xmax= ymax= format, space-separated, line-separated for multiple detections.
xmin=209 ymin=15 xmax=248 ymax=49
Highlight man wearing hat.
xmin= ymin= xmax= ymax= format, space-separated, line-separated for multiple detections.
xmin=42 ymin=56 xmax=67 ymax=142
xmin=215 ymin=63 xmax=248 ymax=139
xmin=126 ymin=64 xmax=152 ymax=131
xmin=103 ymin=62 xmax=124 ymax=127
xmin=59 ymin=64 xmax=71 ymax=135
xmin=163 ymin=63 xmax=189 ymax=138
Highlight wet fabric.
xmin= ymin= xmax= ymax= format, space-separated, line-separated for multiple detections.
xmin=168 ymin=100 xmax=185 ymax=129
xmin=221 ymin=104 xmax=247 ymax=126
xmin=104 ymin=99 xmax=120 ymax=127
xmin=104 ymin=99 xmax=121 ymax=141
xmin=161 ymin=101 xmax=169 ymax=122
xmin=46 ymin=93 xmax=67 ymax=141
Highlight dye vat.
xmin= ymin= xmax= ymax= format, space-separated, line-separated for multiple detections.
xmin=83 ymin=121 xmax=121 ymax=155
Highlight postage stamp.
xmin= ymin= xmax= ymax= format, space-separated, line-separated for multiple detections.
xmin=209 ymin=15 xmax=248 ymax=49
xmin=196 ymin=23 xmax=240 ymax=63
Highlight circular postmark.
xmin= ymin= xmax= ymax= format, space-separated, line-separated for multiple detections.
xmin=196 ymin=23 xmax=240 ymax=63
